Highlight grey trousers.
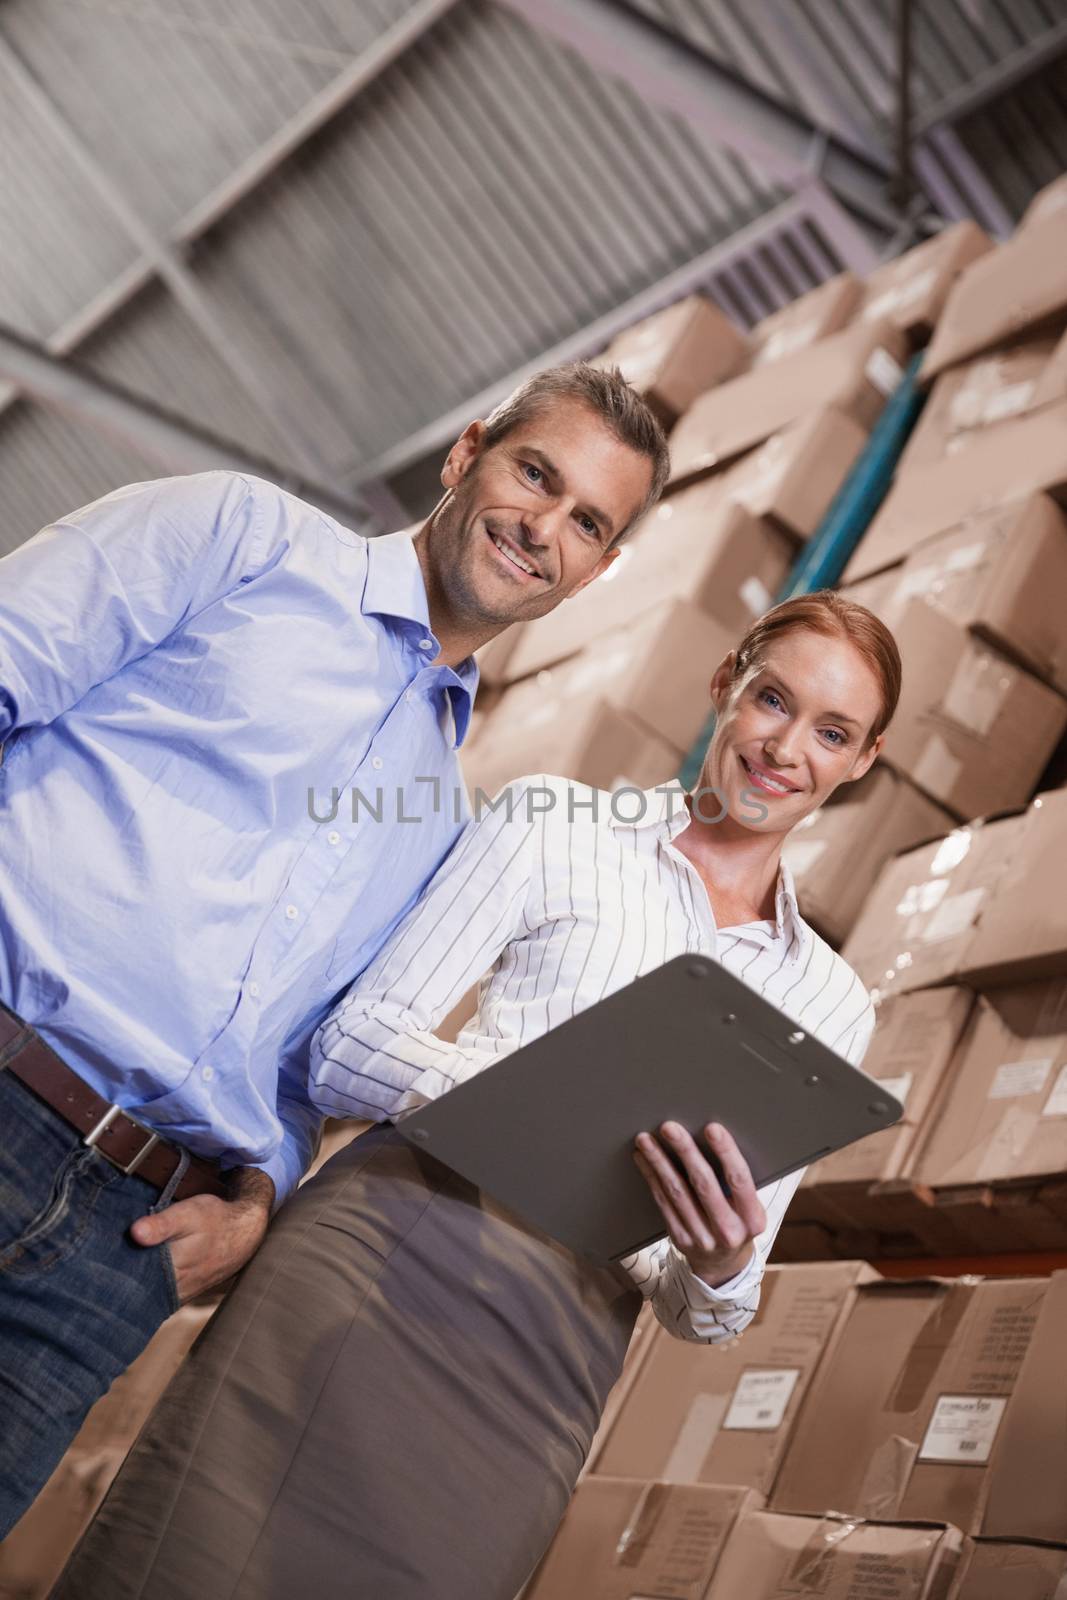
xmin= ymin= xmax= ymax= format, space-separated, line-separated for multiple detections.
xmin=54 ymin=1125 xmax=642 ymax=1600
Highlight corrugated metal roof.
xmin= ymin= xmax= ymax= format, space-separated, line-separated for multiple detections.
xmin=0 ymin=400 xmax=163 ymax=555
xmin=1 ymin=0 xmax=1066 ymax=534
xmin=628 ymin=0 xmax=1067 ymax=223
xmin=58 ymin=0 xmax=787 ymax=480
xmin=75 ymin=279 xmax=296 ymax=464
xmin=954 ymin=48 xmax=1067 ymax=216
xmin=0 ymin=45 xmax=140 ymax=337
xmin=0 ymin=0 xmax=417 ymax=233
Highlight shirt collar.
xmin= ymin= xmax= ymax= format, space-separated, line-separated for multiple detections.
xmin=362 ymin=528 xmax=432 ymax=630
xmin=363 ymin=529 xmax=479 ymax=749
xmin=616 ymin=781 xmax=803 ymax=941
xmin=447 ymin=657 xmax=479 ymax=748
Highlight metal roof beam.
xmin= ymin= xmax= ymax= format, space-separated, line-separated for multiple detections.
xmin=491 ymin=0 xmax=899 ymax=233
xmin=175 ymin=0 xmax=462 ymax=241
xmin=915 ymin=18 xmax=1067 ymax=133
xmin=352 ymin=187 xmax=857 ymax=488
xmin=0 ymin=31 xmax=336 ymax=484
xmin=0 ymin=0 xmax=460 ymax=455
xmin=0 ymin=326 xmax=373 ymax=528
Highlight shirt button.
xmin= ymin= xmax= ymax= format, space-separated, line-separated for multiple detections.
xmin=285 ymin=904 xmax=299 ymax=920
xmin=201 ymin=1064 xmax=215 ymax=1083
xmin=419 ymin=638 xmax=433 ymax=651
xmin=327 ymin=830 xmax=341 ymax=846
xmin=371 ymin=756 xmax=383 ymax=770
xmin=248 ymin=981 xmax=261 ymax=997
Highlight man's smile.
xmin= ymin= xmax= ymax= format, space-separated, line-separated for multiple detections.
xmin=485 ymin=525 xmax=546 ymax=582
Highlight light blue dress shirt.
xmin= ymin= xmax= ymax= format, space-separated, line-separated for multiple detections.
xmin=0 ymin=471 xmax=477 ymax=1202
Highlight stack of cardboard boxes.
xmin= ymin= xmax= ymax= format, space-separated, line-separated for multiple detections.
xmin=523 ymin=1261 xmax=1067 ymax=1597
xmin=786 ymin=173 xmax=1067 ymax=1259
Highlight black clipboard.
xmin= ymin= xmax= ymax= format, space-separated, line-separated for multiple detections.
xmin=397 ymin=954 xmax=901 ymax=1263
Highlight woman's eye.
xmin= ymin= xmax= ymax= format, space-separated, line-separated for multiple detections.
xmin=760 ymin=690 xmax=782 ymax=710
xmin=822 ymin=728 xmax=845 ymax=746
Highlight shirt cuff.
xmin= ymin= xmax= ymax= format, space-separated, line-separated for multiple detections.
xmin=687 ymin=1246 xmax=762 ymax=1305
xmin=254 ymin=1145 xmax=301 ymax=1213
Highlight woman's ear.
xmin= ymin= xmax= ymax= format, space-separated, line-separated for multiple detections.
xmin=849 ymin=730 xmax=885 ymax=783
xmin=709 ymin=651 xmax=735 ymax=711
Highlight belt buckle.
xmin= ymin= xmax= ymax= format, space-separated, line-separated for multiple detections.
xmin=84 ymin=1104 xmax=161 ymax=1176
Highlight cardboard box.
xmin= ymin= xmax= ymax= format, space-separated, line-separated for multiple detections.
xmin=598 ymin=295 xmax=748 ymax=424
xmin=523 ymin=1478 xmax=761 ymax=1600
xmin=706 ymin=1512 xmax=964 ymax=1600
xmin=588 ymin=1262 xmax=873 ymax=1495
xmin=770 ymin=1276 xmax=1049 ymax=1532
xmin=749 ymin=273 xmax=863 ymax=368
xmin=878 ymin=600 xmax=1067 ymax=820
xmin=840 ymin=818 xmax=1010 ymax=1001
xmin=900 ymin=333 xmax=1061 ymax=473
xmin=923 ymin=211 xmax=1067 ymax=380
xmin=717 ymin=406 xmax=868 ymax=541
xmin=956 ymin=787 xmax=1067 ymax=988
xmin=849 ymin=496 xmax=1067 ymax=698
xmin=800 ymin=987 xmax=974 ymax=1194
xmin=781 ymin=764 xmax=954 ymax=947
xmin=1019 ymin=170 xmax=1067 ymax=232
xmin=476 ymin=494 xmax=791 ymax=687
xmin=843 ymin=398 xmax=1067 ymax=583
xmin=668 ymin=319 xmax=908 ymax=483
xmin=837 ymin=565 xmax=900 ymax=622
xmin=951 ymin=1539 xmax=1067 ymax=1600
xmin=981 ymin=1270 xmax=1067 ymax=1544
xmin=859 ymin=220 xmax=993 ymax=343
xmin=460 ymin=695 xmax=679 ymax=800
xmin=477 ymin=597 xmax=732 ymax=764
xmin=912 ymin=978 xmax=1067 ymax=1189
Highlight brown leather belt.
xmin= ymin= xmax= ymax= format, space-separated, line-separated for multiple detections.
xmin=0 ymin=1006 xmax=229 ymax=1203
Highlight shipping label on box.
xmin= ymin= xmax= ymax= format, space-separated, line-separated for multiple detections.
xmin=919 ymin=1395 xmax=1008 ymax=1465
xmin=988 ymin=1060 xmax=1052 ymax=1099
xmin=1041 ymin=1063 xmax=1067 ymax=1118
xmin=721 ymin=1370 xmax=801 ymax=1432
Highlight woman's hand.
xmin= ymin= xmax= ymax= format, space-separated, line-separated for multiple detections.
xmin=633 ymin=1121 xmax=766 ymax=1288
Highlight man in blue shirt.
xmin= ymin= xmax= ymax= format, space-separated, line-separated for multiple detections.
xmin=0 ymin=362 xmax=669 ymax=1534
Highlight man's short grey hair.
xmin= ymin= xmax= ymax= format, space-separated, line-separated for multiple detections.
xmin=482 ymin=362 xmax=671 ymax=542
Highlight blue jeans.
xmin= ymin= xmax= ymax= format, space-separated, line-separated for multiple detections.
xmin=0 ymin=1063 xmax=181 ymax=1538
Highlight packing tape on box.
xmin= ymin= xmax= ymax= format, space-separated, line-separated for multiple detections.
xmin=614 ymin=1482 xmax=670 ymax=1567
xmin=787 ymin=1516 xmax=863 ymax=1590
xmin=856 ymin=1434 xmax=919 ymax=1519
xmin=864 ymin=266 xmax=938 ymax=324
xmin=941 ymin=653 xmax=1017 ymax=739
xmin=910 ymin=736 xmax=965 ymax=806
xmin=661 ymin=1393 xmax=729 ymax=1482
xmin=887 ymin=1289 xmax=971 ymax=1414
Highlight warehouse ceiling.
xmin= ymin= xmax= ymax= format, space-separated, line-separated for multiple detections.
xmin=1 ymin=0 xmax=1066 ymax=543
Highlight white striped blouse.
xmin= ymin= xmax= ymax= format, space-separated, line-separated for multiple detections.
xmin=311 ymin=776 xmax=876 ymax=1344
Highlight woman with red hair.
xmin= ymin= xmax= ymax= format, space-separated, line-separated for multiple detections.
xmin=60 ymin=592 xmax=902 ymax=1600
